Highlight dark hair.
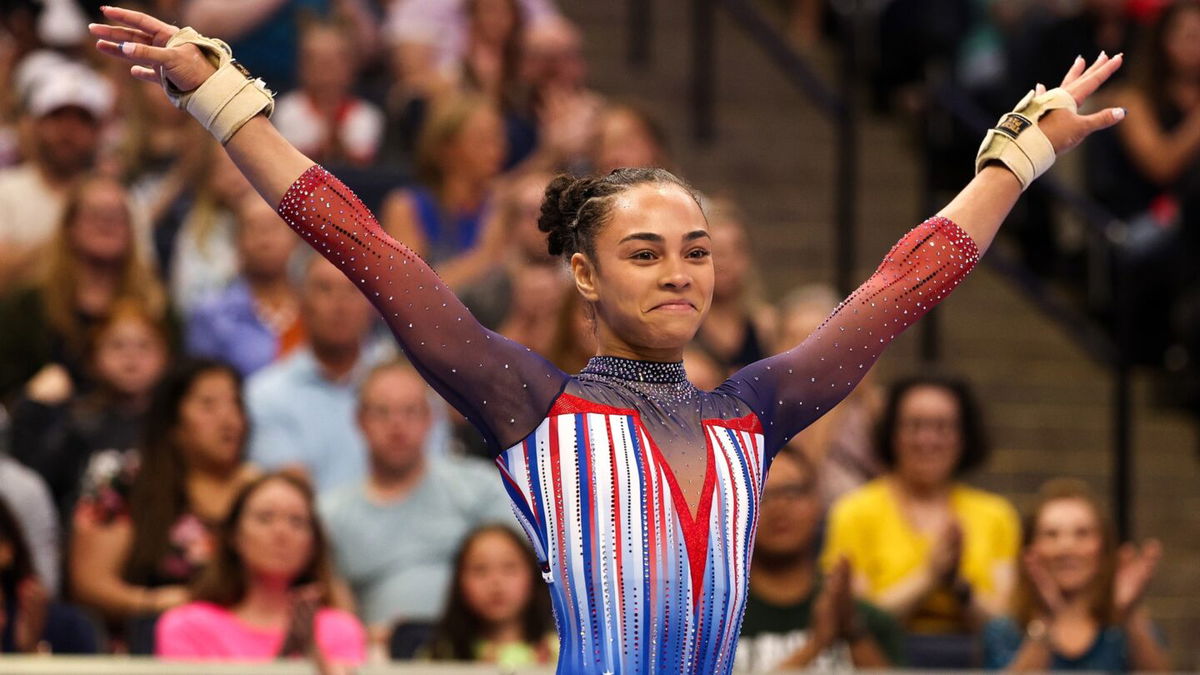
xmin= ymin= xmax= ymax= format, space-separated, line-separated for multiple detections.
xmin=123 ymin=358 xmax=245 ymax=585
xmin=874 ymin=373 xmax=989 ymax=476
xmin=0 ymin=497 xmax=36 ymax=595
xmin=428 ymin=524 xmax=553 ymax=661
xmin=1138 ymin=0 xmax=1200 ymax=119
xmin=537 ymin=168 xmax=698 ymax=262
xmin=189 ymin=472 xmax=336 ymax=607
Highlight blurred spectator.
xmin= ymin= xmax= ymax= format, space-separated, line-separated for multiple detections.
xmin=0 ymin=62 xmax=112 ymax=289
xmin=70 ymin=359 xmax=255 ymax=642
xmin=1009 ymin=0 xmax=1135 ymax=102
xmin=157 ymin=473 xmax=365 ymax=666
xmin=821 ymin=375 xmax=1019 ymax=666
xmin=186 ymin=193 xmax=303 ymax=377
xmin=182 ymin=0 xmax=380 ymax=93
xmin=0 ymin=174 xmax=166 ymax=401
xmin=272 ymin=22 xmax=384 ymax=167
xmin=592 ymin=101 xmax=672 ymax=174
xmin=776 ymin=284 xmax=884 ymax=506
xmin=382 ymin=93 xmax=505 ymax=267
xmin=319 ymin=362 xmax=514 ymax=640
xmin=160 ymin=143 xmax=252 ymax=314
xmin=0 ymin=497 xmax=98 ymax=654
xmin=384 ymin=0 xmax=560 ymax=95
xmin=245 ymin=256 xmax=379 ymax=492
xmin=9 ymin=299 xmax=169 ymax=523
xmin=0 ymin=455 xmax=59 ymax=596
xmin=982 ymin=479 xmax=1170 ymax=671
xmin=694 ymin=197 xmax=776 ymax=375
xmin=736 ymin=446 xmax=902 ymax=671
xmin=683 ymin=343 xmax=725 ymax=391
xmin=456 ymin=172 xmax=571 ymax=351
xmin=425 ymin=524 xmax=556 ymax=665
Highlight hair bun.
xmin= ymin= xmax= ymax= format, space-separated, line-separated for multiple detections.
xmin=538 ymin=174 xmax=599 ymax=257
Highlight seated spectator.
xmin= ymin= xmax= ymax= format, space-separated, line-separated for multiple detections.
xmin=10 ymin=299 xmax=170 ymax=522
xmin=70 ymin=359 xmax=256 ymax=642
xmin=319 ymin=361 xmax=515 ymax=641
xmin=426 ymin=524 xmax=556 ymax=666
xmin=272 ymin=22 xmax=385 ymax=167
xmin=245 ymin=256 xmax=383 ymax=492
xmin=381 ymin=93 xmax=506 ymax=266
xmin=186 ymin=193 xmax=303 ymax=377
xmin=694 ymin=197 xmax=776 ymax=375
xmin=982 ymin=479 xmax=1170 ymax=671
xmin=0 ymin=174 xmax=167 ymax=400
xmin=776 ymin=284 xmax=884 ymax=506
xmin=0 ymin=497 xmax=97 ymax=654
xmin=158 ymin=142 xmax=253 ymax=315
xmin=821 ymin=375 xmax=1019 ymax=655
xmin=157 ymin=473 xmax=365 ymax=667
xmin=0 ymin=61 xmax=111 ymax=290
xmin=591 ymin=102 xmax=672 ymax=174
xmin=455 ymin=172 xmax=571 ymax=348
xmin=737 ymin=447 xmax=902 ymax=671
xmin=0 ymin=455 xmax=59 ymax=597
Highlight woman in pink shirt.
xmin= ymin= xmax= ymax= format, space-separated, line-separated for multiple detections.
xmin=156 ymin=473 xmax=365 ymax=667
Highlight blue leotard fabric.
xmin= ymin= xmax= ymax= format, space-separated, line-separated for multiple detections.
xmin=277 ymin=164 xmax=979 ymax=673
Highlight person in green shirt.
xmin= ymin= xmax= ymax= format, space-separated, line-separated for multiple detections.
xmin=737 ymin=446 xmax=903 ymax=671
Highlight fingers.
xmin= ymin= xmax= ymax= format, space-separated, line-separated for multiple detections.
xmin=131 ymin=65 xmax=159 ymax=83
xmin=1077 ymin=106 xmax=1127 ymax=134
xmin=88 ymin=23 xmax=153 ymax=45
xmin=99 ymin=5 xmax=178 ymax=42
xmin=96 ymin=39 xmax=175 ymax=68
xmin=1060 ymin=55 xmax=1087 ymax=87
xmin=1065 ymin=52 xmax=1124 ymax=105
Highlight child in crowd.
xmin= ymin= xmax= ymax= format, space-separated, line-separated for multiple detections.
xmin=426 ymin=524 xmax=556 ymax=666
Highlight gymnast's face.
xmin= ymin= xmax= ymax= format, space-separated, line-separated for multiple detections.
xmin=571 ymin=183 xmax=713 ymax=361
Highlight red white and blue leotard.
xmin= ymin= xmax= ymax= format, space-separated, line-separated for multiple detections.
xmin=276 ymin=165 xmax=980 ymax=674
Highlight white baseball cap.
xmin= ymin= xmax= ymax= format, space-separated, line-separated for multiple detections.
xmin=25 ymin=62 xmax=115 ymax=120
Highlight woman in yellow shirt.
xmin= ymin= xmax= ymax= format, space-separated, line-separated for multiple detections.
xmin=822 ymin=375 xmax=1019 ymax=637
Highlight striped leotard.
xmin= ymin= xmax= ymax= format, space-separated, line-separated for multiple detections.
xmin=276 ymin=165 xmax=979 ymax=674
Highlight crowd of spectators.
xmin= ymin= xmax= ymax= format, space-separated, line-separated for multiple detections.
xmin=0 ymin=0 xmax=1181 ymax=671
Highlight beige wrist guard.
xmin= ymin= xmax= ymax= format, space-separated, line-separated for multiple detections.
xmin=161 ymin=27 xmax=274 ymax=145
xmin=975 ymin=87 xmax=1077 ymax=190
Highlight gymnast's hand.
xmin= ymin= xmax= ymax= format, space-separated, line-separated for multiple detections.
xmin=90 ymin=6 xmax=214 ymax=91
xmin=1036 ymin=51 xmax=1126 ymax=157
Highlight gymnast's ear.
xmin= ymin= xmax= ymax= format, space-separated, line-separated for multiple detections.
xmin=570 ymin=252 xmax=600 ymax=303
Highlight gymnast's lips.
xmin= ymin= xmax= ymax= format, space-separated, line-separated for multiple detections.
xmin=650 ymin=299 xmax=697 ymax=312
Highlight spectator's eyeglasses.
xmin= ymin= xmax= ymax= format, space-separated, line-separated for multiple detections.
xmin=761 ymin=482 xmax=816 ymax=503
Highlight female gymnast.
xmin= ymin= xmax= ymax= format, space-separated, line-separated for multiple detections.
xmin=91 ymin=8 xmax=1125 ymax=672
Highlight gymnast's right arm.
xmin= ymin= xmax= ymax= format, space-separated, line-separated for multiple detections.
xmin=91 ymin=7 xmax=570 ymax=455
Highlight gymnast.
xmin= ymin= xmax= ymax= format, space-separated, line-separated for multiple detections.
xmin=91 ymin=7 xmax=1125 ymax=673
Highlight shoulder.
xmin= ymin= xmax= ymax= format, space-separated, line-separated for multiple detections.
xmin=954 ymin=485 xmax=1020 ymax=525
xmin=832 ymin=478 xmax=890 ymax=516
xmin=318 ymin=482 xmax=368 ymax=520
xmin=315 ymin=608 xmax=366 ymax=636
xmin=246 ymin=352 xmax=308 ymax=400
xmin=159 ymin=602 xmax=232 ymax=632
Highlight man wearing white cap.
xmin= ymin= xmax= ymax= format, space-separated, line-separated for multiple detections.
xmin=0 ymin=62 xmax=112 ymax=290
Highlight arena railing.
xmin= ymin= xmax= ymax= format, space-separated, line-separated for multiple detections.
xmin=626 ymin=0 xmax=1139 ymax=540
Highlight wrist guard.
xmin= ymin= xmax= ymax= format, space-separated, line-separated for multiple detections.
xmin=975 ymin=87 xmax=1076 ymax=190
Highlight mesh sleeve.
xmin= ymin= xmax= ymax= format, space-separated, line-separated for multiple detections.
xmin=276 ymin=165 xmax=569 ymax=454
xmin=720 ymin=216 xmax=980 ymax=453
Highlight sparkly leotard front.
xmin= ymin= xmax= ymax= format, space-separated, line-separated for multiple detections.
xmin=276 ymin=165 xmax=979 ymax=674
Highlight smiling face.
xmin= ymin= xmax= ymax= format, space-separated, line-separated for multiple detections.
xmin=571 ymin=182 xmax=713 ymax=361
xmin=892 ymin=384 xmax=963 ymax=490
xmin=1030 ymin=497 xmax=1105 ymax=596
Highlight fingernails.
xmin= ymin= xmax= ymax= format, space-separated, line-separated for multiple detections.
xmin=121 ymin=41 xmax=134 ymax=55
xmin=1100 ymin=50 xmax=1108 ymax=59
xmin=1114 ymin=107 xmax=1127 ymax=120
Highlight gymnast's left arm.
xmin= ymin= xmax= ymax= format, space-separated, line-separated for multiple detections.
xmin=720 ymin=53 xmax=1127 ymax=453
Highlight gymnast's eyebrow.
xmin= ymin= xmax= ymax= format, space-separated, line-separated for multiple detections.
xmin=618 ymin=230 xmax=710 ymax=244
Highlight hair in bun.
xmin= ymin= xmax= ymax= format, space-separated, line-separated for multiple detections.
xmin=537 ymin=168 xmax=697 ymax=261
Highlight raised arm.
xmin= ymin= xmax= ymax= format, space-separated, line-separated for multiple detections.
xmin=722 ymin=54 xmax=1127 ymax=453
xmin=91 ymin=8 xmax=569 ymax=454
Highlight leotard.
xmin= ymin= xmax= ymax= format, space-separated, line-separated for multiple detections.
xmin=277 ymin=165 xmax=979 ymax=674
